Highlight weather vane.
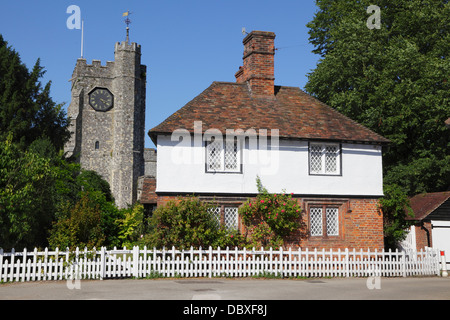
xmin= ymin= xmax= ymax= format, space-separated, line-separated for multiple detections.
xmin=123 ymin=10 xmax=132 ymax=43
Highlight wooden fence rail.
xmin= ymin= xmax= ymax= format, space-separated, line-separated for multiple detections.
xmin=0 ymin=246 xmax=442 ymax=282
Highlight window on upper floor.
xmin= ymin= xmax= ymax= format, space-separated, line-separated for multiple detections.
xmin=206 ymin=137 xmax=241 ymax=173
xmin=309 ymin=142 xmax=341 ymax=175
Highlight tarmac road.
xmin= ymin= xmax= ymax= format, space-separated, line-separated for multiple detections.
xmin=0 ymin=276 xmax=449 ymax=300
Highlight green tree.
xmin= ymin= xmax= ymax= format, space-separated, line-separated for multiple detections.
xmin=0 ymin=35 xmax=126 ymax=250
xmin=0 ymin=135 xmax=54 ymax=249
xmin=305 ymin=0 xmax=449 ymax=248
xmin=46 ymin=169 xmax=124 ymax=250
xmin=305 ymin=0 xmax=449 ymax=193
xmin=379 ymin=184 xmax=414 ymax=249
xmin=0 ymin=34 xmax=69 ymax=150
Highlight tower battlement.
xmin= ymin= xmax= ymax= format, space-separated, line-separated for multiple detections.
xmin=72 ymin=58 xmax=115 ymax=79
xmin=115 ymin=41 xmax=141 ymax=54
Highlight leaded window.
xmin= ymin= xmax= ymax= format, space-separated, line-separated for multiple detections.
xmin=208 ymin=207 xmax=221 ymax=228
xmin=325 ymin=207 xmax=339 ymax=236
xmin=309 ymin=206 xmax=339 ymax=237
xmin=309 ymin=143 xmax=341 ymax=175
xmin=224 ymin=207 xmax=238 ymax=230
xmin=206 ymin=138 xmax=240 ymax=173
xmin=310 ymin=207 xmax=323 ymax=236
xmin=209 ymin=206 xmax=239 ymax=231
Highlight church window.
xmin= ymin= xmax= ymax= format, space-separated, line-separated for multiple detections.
xmin=95 ymin=141 xmax=100 ymax=150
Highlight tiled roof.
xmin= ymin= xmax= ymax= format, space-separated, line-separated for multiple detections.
xmin=149 ymin=81 xmax=389 ymax=145
xmin=407 ymin=191 xmax=450 ymax=220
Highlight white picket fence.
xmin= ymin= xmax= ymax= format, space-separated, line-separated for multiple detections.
xmin=0 ymin=246 xmax=442 ymax=283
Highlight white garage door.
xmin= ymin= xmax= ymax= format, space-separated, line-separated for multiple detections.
xmin=431 ymin=220 xmax=450 ymax=264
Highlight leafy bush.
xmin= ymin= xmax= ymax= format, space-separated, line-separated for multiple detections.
xmin=379 ymin=183 xmax=414 ymax=250
xmin=239 ymin=177 xmax=305 ymax=247
xmin=142 ymin=197 xmax=244 ymax=249
xmin=117 ymin=203 xmax=146 ymax=248
xmin=48 ymin=193 xmax=105 ymax=250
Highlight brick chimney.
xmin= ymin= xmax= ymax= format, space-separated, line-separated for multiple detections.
xmin=235 ymin=31 xmax=276 ymax=96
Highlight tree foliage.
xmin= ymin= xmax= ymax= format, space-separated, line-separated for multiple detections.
xmin=305 ymin=0 xmax=449 ymax=192
xmin=0 ymin=35 xmax=70 ymax=151
xmin=0 ymin=34 xmax=126 ymax=250
xmin=239 ymin=178 xmax=305 ymax=247
xmin=305 ymin=0 xmax=449 ymax=248
xmin=47 ymin=193 xmax=106 ymax=250
xmin=143 ymin=197 xmax=243 ymax=249
xmin=379 ymin=184 xmax=414 ymax=249
xmin=0 ymin=134 xmax=54 ymax=249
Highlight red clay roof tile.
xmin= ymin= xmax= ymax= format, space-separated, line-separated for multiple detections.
xmin=149 ymin=81 xmax=389 ymax=145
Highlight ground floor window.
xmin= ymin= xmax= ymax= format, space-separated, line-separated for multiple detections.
xmin=309 ymin=206 xmax=339 ymax=237
xmin=209 ymin=205 xmax=239 ymax=230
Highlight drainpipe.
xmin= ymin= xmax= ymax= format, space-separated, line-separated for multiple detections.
xmin=420 ymin=221 xmax=431 ymax=247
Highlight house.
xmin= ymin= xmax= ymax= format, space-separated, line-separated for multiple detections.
xmin=144 ymin=31 xmax=390 ymax=250
xmin=400 ymin=192 xmax=450 ymax=263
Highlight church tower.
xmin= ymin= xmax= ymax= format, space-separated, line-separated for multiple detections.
xmin=65 ymin=41 xmax=147 ymax=208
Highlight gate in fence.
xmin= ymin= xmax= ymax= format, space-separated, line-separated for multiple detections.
xmin=0 ymin=246 xmax=443 ymax=283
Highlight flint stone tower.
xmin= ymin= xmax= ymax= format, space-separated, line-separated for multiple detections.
xmin=65 ymin=41 xmax=146 ymax=208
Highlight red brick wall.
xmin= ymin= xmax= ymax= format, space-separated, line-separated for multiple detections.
xmin=293 ymin=198 xmax=384 ymax=250
xmin=235 ymin=31 xmax=275 ymax=96
xmin=138 ymin=176 xmax=157 ymax=204
xmin=414 ymin=221 xmax=432 ymax=250
xmin=156 ymin=195 xmax=384 ymax=250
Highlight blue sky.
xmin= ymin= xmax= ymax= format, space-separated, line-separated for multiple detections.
xmin=0 ymin=0 xmax=321 ymax=148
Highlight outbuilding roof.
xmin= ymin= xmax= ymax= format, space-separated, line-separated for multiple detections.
xmin=407 ymin=191 xmax=450 ymax=221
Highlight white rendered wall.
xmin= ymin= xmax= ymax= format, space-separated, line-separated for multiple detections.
xmin=156 ymin=134 xmax=384 ymax=197
xmin=431 ymin=220 xmax=450 ymax=263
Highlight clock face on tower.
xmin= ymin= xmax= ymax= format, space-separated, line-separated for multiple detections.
xmin=89 ymin=87 xmax=114 ymax=112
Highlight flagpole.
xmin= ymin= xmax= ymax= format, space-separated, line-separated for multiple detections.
xmin=81 ymin=20 xmax=84 ymax=58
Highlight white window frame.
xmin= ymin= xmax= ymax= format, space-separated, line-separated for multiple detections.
xmin=309 ymin=142 xmax=341 ymax=175
xmin=205 ymin=137 xmax=241 ymax=173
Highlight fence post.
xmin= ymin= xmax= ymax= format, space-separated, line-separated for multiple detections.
xmin=345 ymin=248 xmax=349 ymax=278
xmin=401 ymin=250 xmax=406 ymax=277
xmin=440 ymin=251 xmax=448 ymax=277
xmin=21 ymin=248 xmax=27 ymax=282
xmin=133 ymin=246 xmax=139 ymax=278
xmin=208 ymin=246 xmax=213 ymax=278
xmin=100 ymin=247 xmax=106 ymax=280
xmin=0 ymin=248 xmax=3 ymax=281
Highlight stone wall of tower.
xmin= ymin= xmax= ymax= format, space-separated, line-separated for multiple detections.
xmin=65 ymin=41 xmax=146 ymax=208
